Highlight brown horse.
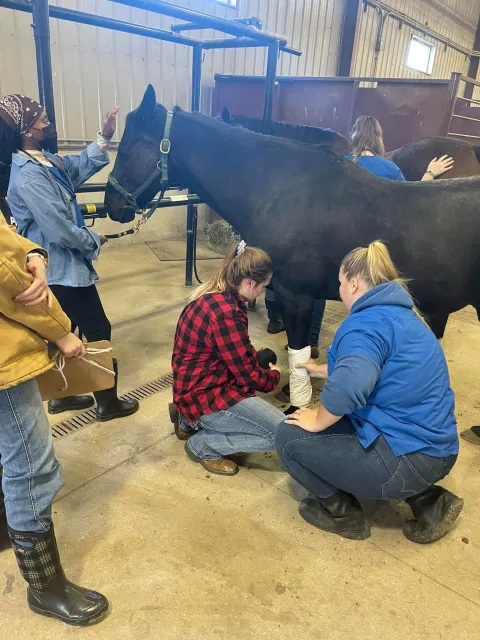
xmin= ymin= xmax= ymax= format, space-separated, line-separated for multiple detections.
xmin=384 ymin=137 xmax=480 ymax=181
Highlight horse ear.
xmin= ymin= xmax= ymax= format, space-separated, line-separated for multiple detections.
xmin=222 ymin=107 xmax=231 ymax=123
xmin=138 ymin=85 xmax=156 ymax=116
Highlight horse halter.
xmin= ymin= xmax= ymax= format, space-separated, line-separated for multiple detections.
xmin=107 ymin=110 xmax=174 ymax=217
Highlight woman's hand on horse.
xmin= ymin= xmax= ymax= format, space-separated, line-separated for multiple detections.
xmin=296 ymin=361 xmax=328 ymax=378
xmin=55 ymin=333 xmax=86 ymax=359
xmin=101 ymin=107 xmax=119 ymax=139
xmin=427 ymin=155 xmax=454 ymax=178
xmin=15 ymin=255 xmax=52 ymax=308
xmin=269 ymin=363 xmax=281 ymax=373
xmin=285 ymin=407 xmax=323 ymax=432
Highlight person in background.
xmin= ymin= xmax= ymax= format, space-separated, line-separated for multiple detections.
xmin=347 ymin=115 xmax=454 ymax=181
xmin=0 ymin=93 xmax=138 ymax=421
xmin=170 ymin=241 xmax=285 ymax=476
xmin=0 ymin=217 xmax=108 ymax=625
xmin=276 ymin=240 xmax=462 ymax=544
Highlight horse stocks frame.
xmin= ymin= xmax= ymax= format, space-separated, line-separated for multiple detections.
xmin=0 ymin=0 xmax=301 ymax=286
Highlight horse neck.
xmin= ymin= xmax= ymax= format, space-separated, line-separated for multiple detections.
xmin=171 ymin=111 xmax=264 ymax=234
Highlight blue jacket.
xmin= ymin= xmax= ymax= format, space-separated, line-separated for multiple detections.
xmin=8 ymin=142 xmax=109 ymax=287
xmin=321 ymin=282 xmax=458 ymax=457
xmin=345 ymin=155 xmax=406 ymax=181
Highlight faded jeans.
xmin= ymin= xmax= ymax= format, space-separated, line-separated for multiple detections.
xmin=276 ymin=417 xmax=457 ymax=500
xmin=0 ymin=379 xmax=64 ymax=532
xmin=182 ymin=396 xmax=285 ymax=460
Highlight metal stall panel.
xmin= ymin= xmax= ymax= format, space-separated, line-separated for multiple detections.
xmin=213 ymin=75 xmax=279 ymax=118
xmin=352 ymin=79 xmax=452 ymax=150
xmin=276 ymin=78 xmax=357 ymax=134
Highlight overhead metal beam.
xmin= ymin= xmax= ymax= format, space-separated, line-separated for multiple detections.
xmin=171 ymin=16 xmax=263 ymax=32
xmin=108 ymin=0 xmax=287 ymax=45
xmin=0 ymin=0 xmax=203 ymax=46
xmin=203 ymin=37 xmax=301 ymax=57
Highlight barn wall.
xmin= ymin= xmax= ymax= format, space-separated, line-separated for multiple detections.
xmin=351 ymin=0 xmax=480 ymax=80
xmin=0 ymin=0 xmax=343 ymax=141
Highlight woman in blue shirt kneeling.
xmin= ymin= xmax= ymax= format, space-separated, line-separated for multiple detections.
xmin=346 ymin=115 xmax=454 ymax=182
xmin=276 ymin=240 xmax=461 ymax=544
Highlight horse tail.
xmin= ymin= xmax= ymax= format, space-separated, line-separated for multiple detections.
xmin=474 ymin=146 xmax=480 ymax=163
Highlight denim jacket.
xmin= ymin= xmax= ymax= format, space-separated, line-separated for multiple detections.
xmin=7 ymin=142 xmax=109 ymax=287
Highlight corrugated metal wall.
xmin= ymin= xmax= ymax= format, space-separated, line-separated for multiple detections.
xmin=0 ymin=0 xmax=343 ymax=140
xmin=1 ymin=0 xmax=480 ymax=140
xmin=351 ymin=0 xmax=479 ymax=79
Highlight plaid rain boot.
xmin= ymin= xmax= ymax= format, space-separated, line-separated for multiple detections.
xmin=9 ymin=526 xmax=108 ymax=626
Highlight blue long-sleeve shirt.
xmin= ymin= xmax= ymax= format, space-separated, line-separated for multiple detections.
xmin=8 ymin=142 xmax=109 ymax=287
xmin=345 ymin=154 xmax=406 ymax=181
xmin=321 ymin=282 xmax=458 ymax=457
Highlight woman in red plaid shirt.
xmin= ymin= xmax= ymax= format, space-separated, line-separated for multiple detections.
xmin=170 ymin=241 xmax=285 ymax=476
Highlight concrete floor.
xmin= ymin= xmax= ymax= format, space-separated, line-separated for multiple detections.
xmin=1 ymin=241 xmax=479 ymax=639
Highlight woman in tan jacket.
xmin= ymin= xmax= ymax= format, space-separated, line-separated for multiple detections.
xmin=0 ymin=217 xmax=108 ymax=626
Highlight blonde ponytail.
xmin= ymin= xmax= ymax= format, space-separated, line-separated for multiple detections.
xmin=190 ymin=243 xmax=272 ymax=302
xmin=342 ymin=240 xmax=425 ymax=322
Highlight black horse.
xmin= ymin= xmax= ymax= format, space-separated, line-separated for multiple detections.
xmin=105 ymin=86 xmax=480 ymax=409
xmin=221 ymin=108 xmax=349 ymax=155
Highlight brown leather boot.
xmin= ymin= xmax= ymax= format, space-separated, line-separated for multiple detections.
xmin=168 ymin=403 xmax=194 ymax=440
xmin=184 ymin=442 xmax=239 ymax=476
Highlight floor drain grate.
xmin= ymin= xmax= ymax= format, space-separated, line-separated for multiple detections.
xmin=51 ymin=372 xmax=173 ymax=440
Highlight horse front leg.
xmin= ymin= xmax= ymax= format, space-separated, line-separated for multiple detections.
xmin=277 ymin=291 xmax=315 ymax=413
xmin=425 ymin=313 xmax=449 ymax=340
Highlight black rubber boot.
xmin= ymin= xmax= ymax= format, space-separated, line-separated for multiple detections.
xmin=403 ymin=486 xmax=464 ymax=544
xmin=299 ymin=491 xmax=371 ymax=540
xmin=9 ymin=526 xmax=108 ymax=626
xmin=48 ymin=396 xmax=94 ymax=415
xmin=95 ymin=359 xmax=139 ymax=422
xmin=0 ymin=473 xmax=10 ymax=552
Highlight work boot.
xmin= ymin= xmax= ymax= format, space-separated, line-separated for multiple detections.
xmin=95 ymin=359 xmax=139 ymax=422
xmin=184 ymin=442 xmax=239 ymax=476
xmin=267 ymin=318 xmax=285 ymax=334
xmin=9 ymin=526 xmax=108 ymax=626
xmin=299 ymin=491 xmax=371 ymax=540
xmin=403 ymin=486 xmax=464 ymax=544
xmin=169 ymin=403 xmax=194 ymax=440
xmin=48 ymin=396 xmax=94 ymax=415
xmin=461 ymin=426 xmax=480 ymax=445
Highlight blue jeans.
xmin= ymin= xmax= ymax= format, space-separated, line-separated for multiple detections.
xmin=183 ymin=396 xmax=285 ymax=460
xmin=275 ymin=417 xmax=457 ymax=500
xmin=265 ymin=288 xmax=325 ymax=346
xmin=0 ymin=379 xmax=64 ymax=532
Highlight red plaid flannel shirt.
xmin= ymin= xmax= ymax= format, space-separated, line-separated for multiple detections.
xmin=172 ymin=290 xmax=280 ymax=424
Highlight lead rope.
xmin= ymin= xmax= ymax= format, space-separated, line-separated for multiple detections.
xmin=51 ymin=346 xmax=115 ymax=391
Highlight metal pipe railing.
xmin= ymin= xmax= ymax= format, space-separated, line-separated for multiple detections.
xmin=108 ymin=0 xmax=287 ymax=45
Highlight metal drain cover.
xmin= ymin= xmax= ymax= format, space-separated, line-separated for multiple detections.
xmin=51 ymin=372 xmax=173 ymax=439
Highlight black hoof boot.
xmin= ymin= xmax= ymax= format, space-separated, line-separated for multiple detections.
xmin=48 ymin=396 xmax=94 ymax=414
xmin=9 ymin=527 xmax=108 ymax=626
xmin=94 ymin=359 xmax=139 ymax=422
xmin=299 ymin=492 xmax=371 ymax=540
xmin=404 ymin=486 xmax=464 ymax=544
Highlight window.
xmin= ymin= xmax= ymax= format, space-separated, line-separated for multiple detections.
xmin=210 ymin=0 xmax=237 ymax=6
xmin=406 ymin=36 xmax=436 ymax=75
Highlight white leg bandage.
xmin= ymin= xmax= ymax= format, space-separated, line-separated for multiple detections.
xmin=288 ymin=346 xmax=312 ymax=407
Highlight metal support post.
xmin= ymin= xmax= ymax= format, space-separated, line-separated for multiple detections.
xmin=31 ymin=0 xmax=57 ymax=150
xmin=185 ymin=45 xmax=202 ymax=287
xmin=263 ymin=40 xmax=279 ymax=134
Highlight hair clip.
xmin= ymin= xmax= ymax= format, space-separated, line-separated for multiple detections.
xmin=236 ymin=240 xmax=246 ymax=256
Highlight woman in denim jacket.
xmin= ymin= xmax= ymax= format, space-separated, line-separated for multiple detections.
xmin=0 ymin=94 xmax=138 ymax=421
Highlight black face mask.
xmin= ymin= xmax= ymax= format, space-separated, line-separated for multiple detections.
xmin=39 ymin=123 xmax=58 ymax=153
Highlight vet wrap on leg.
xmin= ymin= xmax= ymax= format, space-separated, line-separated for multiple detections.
xmin=288 ymin=346 xmax=312 ymax=407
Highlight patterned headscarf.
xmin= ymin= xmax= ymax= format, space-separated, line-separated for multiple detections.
xmin=0 ymin=94 xmax=44 ymax=134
